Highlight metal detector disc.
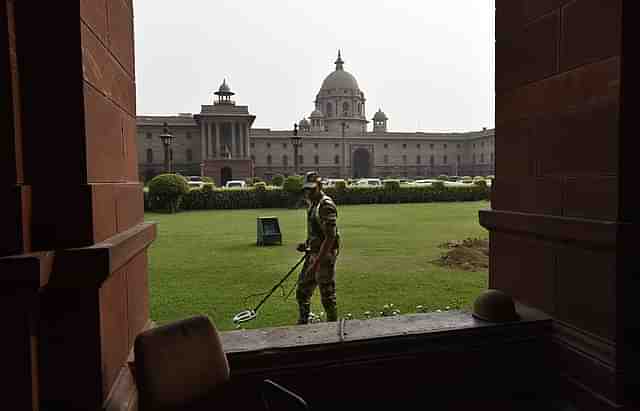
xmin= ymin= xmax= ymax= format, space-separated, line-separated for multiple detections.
xmin=233 ymin=310 xmax=257 ymax=324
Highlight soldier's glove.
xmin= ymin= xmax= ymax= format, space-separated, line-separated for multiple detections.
xmin=296 ymin=243 xmax=308 ymax=253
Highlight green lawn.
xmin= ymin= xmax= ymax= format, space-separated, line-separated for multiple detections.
xmin=145 ymin=201 xmax=490 ymax=331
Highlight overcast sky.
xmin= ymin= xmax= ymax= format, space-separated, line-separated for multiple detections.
xmin=133 ymin=0 xmax=494 ymax=132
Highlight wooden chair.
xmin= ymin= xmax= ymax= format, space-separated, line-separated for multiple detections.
xmin=133 ymin=315 xmax=307 ymax=411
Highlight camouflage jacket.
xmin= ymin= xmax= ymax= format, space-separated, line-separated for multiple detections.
xmin=307 ymin=194 xmax=340 ymax=252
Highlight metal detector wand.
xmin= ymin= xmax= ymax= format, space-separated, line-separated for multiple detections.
xmin=233 ymin=251 xmax=309 ymax=324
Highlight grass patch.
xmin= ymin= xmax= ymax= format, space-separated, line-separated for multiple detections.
xmin=145 ymin=201 xmax=489 ymax=331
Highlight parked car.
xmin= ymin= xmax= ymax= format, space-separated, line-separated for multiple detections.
xmin=224 ymin=180 xmax=247 ymax=188
xmin=414 ymin=179 xmax=440 ymax=186
xmin=355 ymin=178 xmax=382 ymax=187
xmin=187 ymin=181 xmax=205 ymax=190
xmin=323 ymin=178 xmax=346 ymax=188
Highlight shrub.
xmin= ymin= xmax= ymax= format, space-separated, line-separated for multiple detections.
xmin=283 ymin=175 xmax=303 ymax=194
xmin=148 ymin=173 xmax=189 ymax=213
xmin=202 ymin=183 xmax=214 ymax=192
xmin=247 ymin=177 xmax=264 ymax=186
xmin=474 ymin=179 xmax=487 ymax=187
xmin=272 ymin=174 xmax=285 ymax=187
xmin=383 ymin=179 xmax=401 ymax=190
xmin=431 ymin=181 xmax=445 ymax=190
xmin=254 ymin=181 xmax=267 ymax=190
xmin=201 ymin=176 xmax=214 ymax=185
xmin=334 ymin=180 xmax=347 ymax=190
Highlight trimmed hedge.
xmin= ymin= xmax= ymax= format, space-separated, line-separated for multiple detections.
xmin=145 ymin=184 xmax=489 ymax=211
xmin=147 ymin=173 xmax=189 ymax=213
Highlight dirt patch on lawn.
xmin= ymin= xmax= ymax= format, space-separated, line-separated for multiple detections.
xmin=432 ymin=238 xmax=489 ymax=271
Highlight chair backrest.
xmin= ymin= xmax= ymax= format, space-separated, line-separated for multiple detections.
xmin=134 ymin=315 xmax=230 ymax=411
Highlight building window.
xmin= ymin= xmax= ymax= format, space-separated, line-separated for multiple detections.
xmin=481 ymin=142 xmax=485 ymax=147
xmin=491 ymin=152 xmax=494 ymax=163
xmin=299 ymin=155 xmax=304 ymax=165
xmin=457 ymin=144 xmax=461 ymax=149
xmin=384 ymin=154 xmax=388 ymax=164
xmin=146 ymin=148 xmax=153 ymax=163
xmin=267 ymin=155 xmax=272 ymax=165
xmin=314 ymin=143 xmax=319 ymax=149
xmin=430 ymin=144 xmax=434 ymax=149
xmin=443 ymin=155 xmax=448 ymax=164
xmin=267 ymin=142 xmax=271 ymax=149
xmin=402 ymin=154 xmax=407 ymax=164
xmin=146 ymin=132 xmax=152 ymax=139
xmin=314 ymin=155 xmax=319 ymax=165
xmin=480 ymin=153 xmax=484 ymax=163
xmin=334 ymin=143 xmax=339 ymax=148
xmin=416 ymin=155 xmax=421 ymax=164
xmin=250 ymin=154 xmax=255 ymax=162
xmin=283 ymin=155 xmax=288 ymax=167
xmin=444 ymin=144 xmax=447 ymax=149
xmin=473 ymin=143 xmax=476 ymax=148
xmin=402 ymin=143 xmax=407 ymax=149
xmin=384 ymin=143 xmax=388 ymax=149
xmin=430 ymin=155 xmax=434 ymax=166
xmin=169 ymin=149 xmax=173 ymax=161
xmin=342 ymin=102 xmax=349 ymax=115
xmin=186 ymin=149 xmax=193 ymax=162
xmin=326 ymin=102 xmax=333 ymax=118
xmin=417 ymin=144 xmax=421 ymax=149
xmin=334 ymin=155 xmax=340 ymax=164
xmin=186 ymin=132 xmax=192 ymax=140
xmin=473 ymin=153 xmax=476 ymax=164
xmin=283 ymin=143 xmax=287 ymax=149
xmin=250 ymin=142 xmax=255 ymax=148
xmin=457 ymin=155 xmax=461 ymax=164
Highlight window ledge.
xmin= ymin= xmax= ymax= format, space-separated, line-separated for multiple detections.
xmin=221 ymin=303 xmax=551 ymax=375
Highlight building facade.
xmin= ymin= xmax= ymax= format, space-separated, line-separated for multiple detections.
xmin=137 ymin=52 xmax=495 ymax=185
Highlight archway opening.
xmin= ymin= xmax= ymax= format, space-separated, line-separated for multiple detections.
xmin=352 ymin=148 xmax=370 ymax=178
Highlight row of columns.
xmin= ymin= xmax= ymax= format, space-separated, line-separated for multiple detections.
xmin=200 ymin=120 xmax=250 ymax=160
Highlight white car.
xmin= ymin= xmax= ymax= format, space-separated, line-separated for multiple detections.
xmin=355 ymin=178 xmax=382 ymax=187
xmin=414 ymin=179 xmax=441 ymax=186
xmin=187 ymin=181 xmax=205 ymax=190
xmin=225 ymin=180 xmax=246 ymax=188
xmin=324 ymin=178 xmax=346 ymax=188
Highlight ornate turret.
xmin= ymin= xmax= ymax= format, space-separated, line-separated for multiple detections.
xmin=214 ymin=79 xmax=235 ymax=105
xmin=373 ymin=108 xmax=388 ymax=133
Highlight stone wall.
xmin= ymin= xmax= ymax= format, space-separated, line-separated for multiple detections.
xmin=484 ymin=0 xmax=629 ymax=408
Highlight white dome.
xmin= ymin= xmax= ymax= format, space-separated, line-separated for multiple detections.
xmin=319 ymin=51 xmax=360 ymax=92
xmin=320 ymin=70 xmax=359 ymax=91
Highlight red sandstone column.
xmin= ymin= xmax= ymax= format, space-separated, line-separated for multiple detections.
xmin=484 ymin=1 xmax=630 ymax=408
xmin=7 ymin=1 xmax=155 ymax=409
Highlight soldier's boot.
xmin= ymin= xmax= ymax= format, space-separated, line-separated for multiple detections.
xmin=323 ymin=301 xmax=338 ymax=322
xmin=297 ymin=303 xmax=311 ymax=325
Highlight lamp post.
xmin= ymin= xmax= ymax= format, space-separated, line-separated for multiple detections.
xmin=291 ymin=123 xmax=302 ymax=175
xmin=159 ymin=121 xmax=175 ymax=173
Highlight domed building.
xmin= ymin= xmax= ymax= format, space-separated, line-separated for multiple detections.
xmin=136 ymin=51 xmax=495 ymax=184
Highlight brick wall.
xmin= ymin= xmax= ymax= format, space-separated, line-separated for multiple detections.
xmin=2 ymin=1 xmax=154 ymax=409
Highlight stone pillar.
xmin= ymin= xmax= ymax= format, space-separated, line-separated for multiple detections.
xmin=231 ymin=121 xmax=236 ymax=158
xmin=483 ymin=1 xmax=630 ymax=409
xmin=245 ymin=123 xmax=250 ymax=158
xmin=202 ymin=120 xmax=208 ymax=160
xmin=216 ymin=122 xmax=221 ymax=159
xmin=211 ymin=123 xmax=220 ymax=159
xmin=5 ymin=2 xmax=155 ymax=409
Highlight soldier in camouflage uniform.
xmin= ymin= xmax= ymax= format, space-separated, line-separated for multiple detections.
xmin=296 ymin=171 xmax=340 ymax=324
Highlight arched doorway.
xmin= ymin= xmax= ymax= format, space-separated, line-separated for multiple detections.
xmin=352 ymin=148 xmax=371 ymax=178
xmin=221 ymin=166 xmax=232 ymax=186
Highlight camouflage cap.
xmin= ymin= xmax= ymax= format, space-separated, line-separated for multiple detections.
xmin=303 ymin=171 xmax=321 ymax=189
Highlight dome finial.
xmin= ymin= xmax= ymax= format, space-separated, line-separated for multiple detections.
xmin=335 ymin=49 xmax=344 ymax=70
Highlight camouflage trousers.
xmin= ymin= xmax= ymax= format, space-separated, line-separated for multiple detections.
xmin=296 ymin=251 xmax=338 ymax=323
